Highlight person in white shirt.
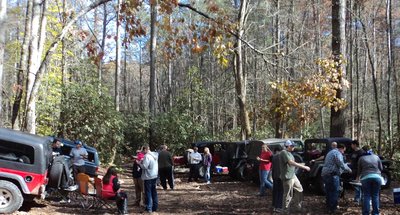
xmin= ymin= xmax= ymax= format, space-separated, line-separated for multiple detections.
xmin=188 ymin=147 xmax=202 ymax=182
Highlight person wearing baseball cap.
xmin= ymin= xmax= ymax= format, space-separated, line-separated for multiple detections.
xmin=69 ymin=140 xmax=88 ymax=182
xmin=279 ymin=140 xmax=310 ymax=213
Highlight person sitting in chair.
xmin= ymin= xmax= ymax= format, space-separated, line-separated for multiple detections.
xmin=102 ymin=166 xmax=128 ymax=214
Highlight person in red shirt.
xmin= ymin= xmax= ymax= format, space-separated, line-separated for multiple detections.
xmin=257 ymin=144 xmax=273 ymax=196
xmin=102 ymin=166 xmax=128 ymax=214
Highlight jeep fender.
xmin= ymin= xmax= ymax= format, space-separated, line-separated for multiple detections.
xmin=0 ymin=172 xmax=30 ymax=194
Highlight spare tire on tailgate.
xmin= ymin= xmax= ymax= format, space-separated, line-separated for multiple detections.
xmin=48 ymin=155 xmax=71 ymax=189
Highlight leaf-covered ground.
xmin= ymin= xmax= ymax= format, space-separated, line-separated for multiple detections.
xmin=13 ymin=165 xmax=400 ymax=215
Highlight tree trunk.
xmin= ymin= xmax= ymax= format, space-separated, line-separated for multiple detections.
xmin=167 ymin=60 xmax=173 ymax=111
xmin=233 ymin=0 xmax=251 ymax=140
xmin=123 ymin=29 xmax=128 ymax=112
xmin=98 ymin=3 xmax=107 ymax=90
xmin=24 ymin=0 xmax=47 ymax=133
xmin=330 ymin=0 xmax=346 ymax=137
xmin=11 ymin=0 xmax=33 ymax=129
xmin=385 ymin=0 xmax=393 ymax=155
xmin=115 ymin=0 xmax=121 ymax=111
xmin=139 ymin=42 xmax=143 ymax=112
xmin=58 ymin=0 xmax=67 ymax=136
xmin=0 ymin=0 xmax=6 ymax=126
xmin=273 ymin=0 xmax=281 ymax=138
xmin=149 ymin=1 xmax=157 ymax=149
xmin=361 ymin=16 xmax=383 ymax=154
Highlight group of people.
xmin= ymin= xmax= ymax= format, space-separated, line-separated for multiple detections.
xmin=258 ymin=140 xmax=310 ymax=213
xmin=53 ymin=138 xmax=384 ymax=215
xmin=132 ymin=144 xmax=175 ymax=213
xmin=259 ymin=139 xmax=384 ymax=215
xmin=187 ymin=146 xmax=213 ymax=184
xmin=322 ymin=140 xmax=383 ymax=215
xmin=52 ymin=139 xmax=128 ymax=214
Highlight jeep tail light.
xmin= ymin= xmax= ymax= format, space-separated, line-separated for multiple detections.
xmin=96 ymin=166 xmax=99 ymax=173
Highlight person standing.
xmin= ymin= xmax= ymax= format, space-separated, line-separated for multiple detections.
xmin=69 ymin=140 xmax=88 ymax=182
xmin=321 ymin=143 xmax=352 ymax=214
xmin=279 ymin=140 xmax=310 ymax=213
xmin=256 ymin=144 xmax=273 ymax=196
xmin=203 ymin=147 xmax=212 ymax=184
xmin=132 ymin=149 xmax=145 ymax=207
xmin=158 ymin=144 xmax=174 ymax=190
xmin=272 ymin=146 xmax=284 ymax=213
xmin=357 ymin=145 xmax=383 ymax=215
xmin=350 ymin=140 xmax=364 ymax=203
xmin=51 ymin=138 xmax=62 ymax=154
xmin=188 ymin=147 xmax=202 ymax=182
xmin=139 ymin=145 xmax=159 ymax=213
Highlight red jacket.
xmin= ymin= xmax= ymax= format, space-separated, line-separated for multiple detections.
xmin=102 ymin=175 xmax=117 ymax=199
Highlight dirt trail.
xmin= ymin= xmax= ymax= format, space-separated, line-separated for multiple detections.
xmin=12 ymin=164 xmax=400 ymax=215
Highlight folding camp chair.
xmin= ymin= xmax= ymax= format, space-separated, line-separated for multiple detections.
xmin=92 ymin=176 xmax=115 ymax=210
xmin=68 ymin=173 xmax=96 ymax=209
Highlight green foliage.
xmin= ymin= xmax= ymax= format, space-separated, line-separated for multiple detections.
xmin=122 ymin=113 xmax=150 ymax=154
xmin=152 ymin=109 xmax=209 ymax=155
xmin=60 ymin=82 xmax=124 ymax=164
xmin=36 ymin=69 xmax=62 ymax=135
xmin=173 ymin=66 xmax=211 ymax=112
xmin=123 ymin=109 xmax=209 ymax=157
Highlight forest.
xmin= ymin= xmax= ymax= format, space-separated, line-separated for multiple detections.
xmin=0 ymin=0 xmax=399 ymax=171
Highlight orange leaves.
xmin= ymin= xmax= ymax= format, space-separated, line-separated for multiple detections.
xmin=159 ymin=0 xmax=179 ymax=14
xmin=268 ymin=57 xmax=349 ymax=130
xmin=207 ymin=3 xmax=219 ymax=13
xmin=191 ymin=44 xmax=204 ymax=53
xmin=120 ymin=1 xmax=146 ymax=44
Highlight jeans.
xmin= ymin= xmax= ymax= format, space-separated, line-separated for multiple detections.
xmin=259 ymin=170 xmax=273 ymax=195
xmin=159 ymin=166 xmax=174 ymax=190
xmin=144 ymin=178 xmax=158 ymax=212
xmin=272 ymin=178 xmax=283 ymax=209
xmin=354 ymin=185 xmax=362 ymax=202
xmin=361 ymin=177 xmax=380 ymax=215
xmin=204 ymin=166 xmax=211 ymax=183
xmin=323 ymin=174 xmax=340 ymax=212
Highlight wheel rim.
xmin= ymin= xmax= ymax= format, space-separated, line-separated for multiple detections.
xmin=0 ymin=188 xmax=13 ymax=209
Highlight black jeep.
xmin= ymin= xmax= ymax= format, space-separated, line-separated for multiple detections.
xmin=238 ymin=139 xmax=304 ymax=183
xmin=298 ymin=137 xmax=392 ymax=194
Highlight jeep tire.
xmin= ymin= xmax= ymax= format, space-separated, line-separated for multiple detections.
xmin=237 ymin=164 xmax=252 ymax=182
xmin=0 ymin=180 xmax=24 ymax=214
xmin=48 ymin=162 xmax=64 ymax=188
